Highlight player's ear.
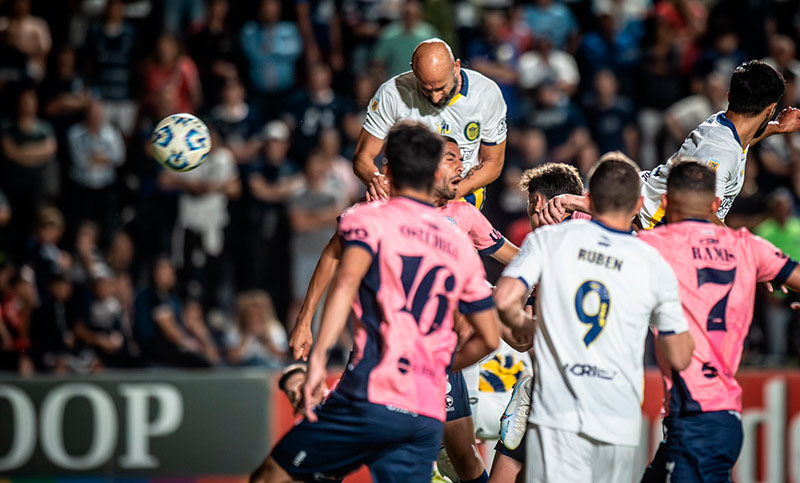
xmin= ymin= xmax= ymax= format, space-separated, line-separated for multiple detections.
xmin=660 ymin=193 xmax=669 ymax=211
xmin=712 ymin=196 xmax=722 ymax=213
xmin=634 ymin=195 xmax=644 ymax=216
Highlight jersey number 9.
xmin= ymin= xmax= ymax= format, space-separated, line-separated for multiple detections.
xmin=575 ymin=281 xmax=611 ymax=346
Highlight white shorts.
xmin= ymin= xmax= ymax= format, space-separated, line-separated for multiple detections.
xmin=525 ymin=424 xmax=636 ymax=483
xmin=470 ymin=390 xmax=506 ymax=440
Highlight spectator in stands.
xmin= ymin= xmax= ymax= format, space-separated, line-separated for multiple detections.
xmin=755 ymin=189 xmax=800 ymax=363
xmin=27 ymin=206 xmax=70 ymax=302
xmin=522 ymin=0 xmax=578 ymax=51
xmin=519 ymin=33 xmax=580 ymax=99
xmin=1 ymin=85 xmax=57 ymax=261
xmin=247 ymin=121 xmax=303 ymax=322
xmin=70 ymin=220 xmax=103 ymax=289
xmin=0 ymin=0 xmax=51 ymax=82
xmin=372 ymin=0 xmax=438 ymax=80
xmin=188 ymin=0 xmax=243 ymax=110
xmin=295 ymin=0 xmax=344 ymax=72
xmin=162 ymin=0 xmax=205 ymax=35
xmin=578 ymin=8 xmax=644 ymax=97
xmin=317 ymin=128 xmax=363 ymax=206
xmin=339 ymin=0 xmax=382 ymax=78
xmin=664 ymin=71 xmax=728 ymax=147
xmin=182 ymin=299 xmax=221 ymax=365
xmin=694 ymin=29 xmax=746 ymax=79
xmin=240 ymin=0 xmax=303 ymax=120
xmin=145 ymin=32 xmax=202 ymax=115
xmin=283 ymin=63 xmax=347 ymax=164
xmin=30 ymin=271 xmax=94 ymax=373
xmin=75 ymin=264 xmax=140 ymax=368
xmin=226 ymin=289 xmax=287 ymax=367
xmin=469 ymin=9 xmax=523 ymax=117
xmin=133 ymin=256 xmax=211 ymax=367
xmin=67 ymin=99 xmax=125 ymax=234
xmin=522 ymin=79 xmax=596 ymax=174
xmin=288 ymin=151 xmax=342 ymax=323
xmin=42 ymin=46 xmax=91 ymax=141
xmin=0 ymin=190 xmax=11 ymax=261
xmin=209 ymin=78 xmax=262 ymax=164
xmin=0 ymin=264 xmax=36 ymax=375
xmin=85 ymin=0 xmax=139 ymax=137
xmin=583 ymin=69 xmax=637 ymax=157
xmin=763 ymin=34 xmax=800 ymax=104
xmin=159 ymin=127 xmax=240 ymax=309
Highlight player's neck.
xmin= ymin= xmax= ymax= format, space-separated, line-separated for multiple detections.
xmin=590 ymin=213 xmax=633 ymax=232
xmin=393 ymin=188 xmax=435 ymax=206
xmin=724 ymin=110 xmax=763 ymax=148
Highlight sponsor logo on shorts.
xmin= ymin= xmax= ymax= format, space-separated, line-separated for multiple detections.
xmin=464 ymin=121 xmax=481 ymax=141
xmin=293 ymin=450 xmax=307 ymax=467
xmin=387 ymin=405 xmax=419 ymax=417
xmin=445 ymin=395 xmax=454 ymax=410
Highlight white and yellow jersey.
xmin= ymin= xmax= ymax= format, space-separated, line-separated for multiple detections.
xmin=501 ymin=219 xmax=688 ymax=447
xmin=363 ymin=69 xmax=507 ymax=208
xmin=640 ymin=112 xmax=747 ymax=228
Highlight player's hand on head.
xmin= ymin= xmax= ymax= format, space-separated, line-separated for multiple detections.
xmin=289 ymin=322 xmax=313 ymax=361
xmin=773 ymin=107 xmax=800 ymax=134
xmin=302 ymin=358 xmax=327 ymax=422
xmin=366 ymin=174 xmax=389 ymax=201
xmin=540 ymin=195 xmax=568 ymax=225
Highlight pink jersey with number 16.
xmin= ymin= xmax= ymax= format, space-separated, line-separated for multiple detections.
xmin=639 ymin=220 xmax=797 ymax=415
xmin=335 ymin=196 xmax=495 ymax=421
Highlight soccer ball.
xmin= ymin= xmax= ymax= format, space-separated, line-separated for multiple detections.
xmin=151 ymin=113 xmax=211 ymax=172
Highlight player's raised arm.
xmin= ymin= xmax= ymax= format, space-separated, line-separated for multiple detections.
xmin=289 ymin=232 xmax=343 ymax=361
xmin=303 ymin=243 xmax=371 ymax=421
xmin=353 ymin=129 xmax=389 ymax=200
xmin=456 ymin=140 xmax=506 ymax=199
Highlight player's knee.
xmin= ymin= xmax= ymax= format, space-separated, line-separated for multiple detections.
xmin=249 ymin=457 xmax=292 ymax=483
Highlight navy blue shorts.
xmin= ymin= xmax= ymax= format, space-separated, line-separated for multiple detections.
xmin=445 ymin=368 xmax=471 ymax=422
xmin=494 ymin=435 xmax=526 ymax=464
xmin=271 ymin=392 xmax=444 ymax=482
xmin=642 ymin=410 xmax=743 ymax=483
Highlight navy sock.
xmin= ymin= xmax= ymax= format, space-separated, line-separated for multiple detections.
xmin=461 ymin=471 xmax=489 ymax=483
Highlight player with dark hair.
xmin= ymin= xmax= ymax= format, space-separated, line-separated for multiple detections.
xmin=251 ymin=123 xmax=500 ymax=483
xmin=494 ymin=155 xmax=694 ymax=482
xmin=638 ymin=160 xmax=800 ymax=482
xmin=538 ymin=60 xmax=800 ymax=229
xmin=287 ymin=134 xmax=518 ymax=483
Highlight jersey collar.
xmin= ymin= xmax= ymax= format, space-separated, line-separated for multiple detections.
xmin=591 ymin=219 xmax=633 ymax=235
xmin=395 ymin=195 xmax=435 ymax=207
xmin=447 ymin=70 xmax=469 ymax=106
xmin=717 ymin=112 xmax=742 ymax=146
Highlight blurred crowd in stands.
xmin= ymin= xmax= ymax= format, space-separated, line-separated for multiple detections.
xmin=0 ymin=0 xmax=799 ymax=374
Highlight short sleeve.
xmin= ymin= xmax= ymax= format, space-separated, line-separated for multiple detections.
xmin=362 ymin=81 xmax=399 ymax=140
xmin=458 ymin=250 xmax=494 ymax=314
xmin=691 ymin=142 xmax=735 ymax=200
xmin=500 ymin=228 xmax=548 ymax=290
xmin=747 ymin=231 xmax=798 ymax=284
xmin=338 ymin=208 xmax=381 ymax=257
xmin=649 ymin=253 xmax=689 ymax=335
xmin=480 ymin=81 xmax=508 ymax=145
xmin=460 ymin=203 xmax=505 ymax=255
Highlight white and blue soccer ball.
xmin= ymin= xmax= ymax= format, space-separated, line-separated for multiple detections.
xmin=151 ymin=113 xmax=211 ymax=172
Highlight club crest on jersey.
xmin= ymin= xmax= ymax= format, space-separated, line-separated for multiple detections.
xmin=707 ymin=159 xmax=720 ymax=171
xmin=437 ymin=120 xmax=452 ymax=135
xmin=370 ymin=98 xmax=379 ymax=112
xmin=464 ymin=121 xmax=480 ymax=141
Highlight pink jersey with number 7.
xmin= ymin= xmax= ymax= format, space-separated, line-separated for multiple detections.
xmin=639 ymin=220 xmax=797 ymax=414
xmin=335 ymin=196 xmax=495 ymax=421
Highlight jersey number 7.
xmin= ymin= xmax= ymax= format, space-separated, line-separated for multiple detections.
xmin=696 ymin=267 xmax=736 ymax=332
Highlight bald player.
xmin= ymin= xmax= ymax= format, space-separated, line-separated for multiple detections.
xmin=354 ymin=39 xmax=508 ymax=209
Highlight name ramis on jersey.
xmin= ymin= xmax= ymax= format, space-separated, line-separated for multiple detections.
xmin=399 ymin=224 xmax=458 ymax=258
xmin=577 ymin=249 xmax=623 ymax=271
xmin=691 ymin=246 xmax=736 ymax=262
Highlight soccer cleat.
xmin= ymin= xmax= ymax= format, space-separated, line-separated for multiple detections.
xmin=499 ymin=375 xmax=532 ymax=450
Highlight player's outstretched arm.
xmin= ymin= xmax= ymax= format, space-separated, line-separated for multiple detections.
xmin=456 ymin=141 xmax=506 ymax=199
xmin=452 ymin=308 xmax=500 ymax=371
xmin=491 ymin=239 xmax=519 ymax=265
xmin=781 ymin=264 xmax=800 ymax=311
xmin=494 ymin=277 xmax=529 ymax=331
xmin=656 ymin=332 xmax=694 ymax=371
xmin=303 ymin=245 xmax=372 ymax=421
xmin=353 ymin=129 xmax=389 ymax=200
xmin=753 ymin=107 xmax=800 ymax=145
xmin=289 ymin=233 xmax=344 ymax=361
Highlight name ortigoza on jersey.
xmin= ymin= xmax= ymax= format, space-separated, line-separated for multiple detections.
xmin=363 ymin=69 xmax=507 ymax=174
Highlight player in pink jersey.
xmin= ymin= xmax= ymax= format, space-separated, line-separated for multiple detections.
xmin=285 ymin=136 xmax=516 ymax=483
xmin=638 ymin=160 xmax=800 ymax=483
xmin=253 ymin=124 xmax=500 ymax=483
